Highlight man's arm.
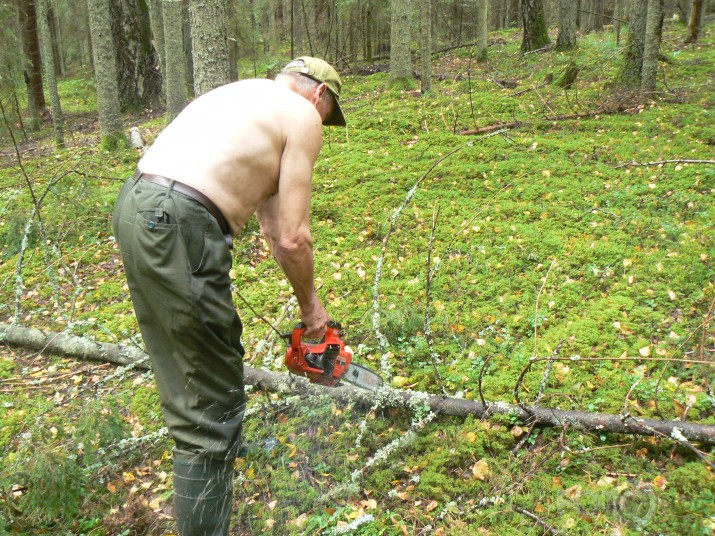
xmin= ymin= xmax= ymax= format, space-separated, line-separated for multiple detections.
xmin=255 ymin=112 xmax=328 ymax=338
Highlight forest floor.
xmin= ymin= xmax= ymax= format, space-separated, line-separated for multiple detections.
xmin=0 ymin=24 xmax=714 ymax=535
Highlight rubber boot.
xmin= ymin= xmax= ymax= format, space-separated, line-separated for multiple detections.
xmin=173 ymin=455 xmax=234 ymax=536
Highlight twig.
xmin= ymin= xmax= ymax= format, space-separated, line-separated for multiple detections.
xmin=372 ymin=138 xmax=483 ymax=370
xmin=530 ymin=355 xmax=714 ymax=366
xmin=509 ymin=82 xmax=549 ymax=98
xmin=533 ymin=259 xmax=557 ymax=358
xmin=425 ymin=203 xmax=446 ymax=395
xmin=477 ymin=354 xmax=493 ymax=410
xmin=614 ymin=159 xmax=715 ymax=169
xmin=533 ymin=86 xmax=556 ymax=116
xmin=622 ymin=375 xmax=644 ymax=416
xmin=512 ymin=505 xmax=560 ymax=535
xmin=699 ymin=294 xmax=715 ymax=364
xmin=515 ymin=341 xmax=566 ymax=413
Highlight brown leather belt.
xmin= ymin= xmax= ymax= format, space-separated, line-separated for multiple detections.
xmin=133 ymin=170 xmax=233 ymax=247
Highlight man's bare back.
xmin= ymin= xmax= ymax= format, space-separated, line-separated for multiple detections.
xmin=138 ymin=78 xmax=323 ymax=235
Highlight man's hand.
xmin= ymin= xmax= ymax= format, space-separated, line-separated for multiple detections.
xmin=300 ymin=296 xmax=329 ymax=339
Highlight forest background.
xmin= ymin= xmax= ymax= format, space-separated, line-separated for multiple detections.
xmin=0 ymin=0 xmax=714 ymax=534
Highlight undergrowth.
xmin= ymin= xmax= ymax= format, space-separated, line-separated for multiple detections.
xmin=0 ymin=23 xmax=713 ymax=535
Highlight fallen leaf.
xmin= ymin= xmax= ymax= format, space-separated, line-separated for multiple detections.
xmin=472 ymin=459 xmax=490 ymax=480
xmin=653 ymin=475 xmax=668 ymax=490
xmin=565 ymin=484 xmax=582 ymax=500
xmin=426 ymin=500 xmax=439 ymax=512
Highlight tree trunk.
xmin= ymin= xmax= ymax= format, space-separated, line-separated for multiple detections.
xmin=614 ymin=0 xmax=623 ymax=45
xmin=556 ymin=0 xmax=577 ymax=49
xmin=18 ymin=0 xmax=45 ymax=130
xmin=87 ymin=0 xmax=126 ymax=149
xmin=419 ymin=0 xmax=432 ymax=93
xmin=36 ymin=0 xmax=64 ymax=149
xmin=641 ymin=0 xmax=664 ymax=93
xmin=112 ymin=0 xmax=162 ymax=111
xmin=389 ymin=0 xmax=412 ymax=85
xmin=147 ymin=0 xmax=167 ymax=99
xmin=189 ymin=0 xmax=230 ymax=96
xmin=163 ymin=0 xmax=187 ymax=121
xmin=182 ymin=0 xmax=194 ymax=98
xmin=685 ymin=0 xmax=703 ymax=43
xmin=48 ymin=4 xmax=64 ymax=76
xmin=364 ymin=1 xmax=372 ymax=61
xmin=581 ymin=0 xmax=595 ymax=32
xmin=521 ymin=0 xmax=551 ymax=52
xmin=226 ymin=0 xmax=239 ymax=81
xmin=618 ymin=0 xmax=648 ymax=89
xmin=2 ymin=323 xmax=714 ymax=445
xmin=476 ymin=0 xmax=488 ymax=61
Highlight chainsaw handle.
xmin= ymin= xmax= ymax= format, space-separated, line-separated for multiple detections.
xmin=282 ymin=321 xmax=342 ymax=346
xmin=290 ymin=323 xmax=306 ymax=350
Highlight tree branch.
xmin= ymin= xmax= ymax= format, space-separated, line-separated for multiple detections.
xmin=2 ymin=323 xmax=715 ymax=445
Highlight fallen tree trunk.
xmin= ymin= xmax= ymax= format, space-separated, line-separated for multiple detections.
xmin=461 ymin=107 xmax=631 ymax=136
xmin=2 ymin=323 xmax=714 ymax=445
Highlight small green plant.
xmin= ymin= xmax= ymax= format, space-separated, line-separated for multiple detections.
xmin=6 ymin=449 xmax=87 ymax=526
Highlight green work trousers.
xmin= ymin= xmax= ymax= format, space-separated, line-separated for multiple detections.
xmin=113 ymin=177 xmax=245 ymax=462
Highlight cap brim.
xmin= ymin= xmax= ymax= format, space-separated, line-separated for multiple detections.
xmin=323 ymin=94 xmax=346 ymax=127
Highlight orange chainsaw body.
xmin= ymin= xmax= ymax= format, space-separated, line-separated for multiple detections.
xmin=284 ymin=322 xmax=353 ymax=386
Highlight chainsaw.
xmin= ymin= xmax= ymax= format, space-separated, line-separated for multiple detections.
xmin=283 ymin=321 xmax=383 ymax=390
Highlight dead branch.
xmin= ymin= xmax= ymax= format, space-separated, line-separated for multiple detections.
xmin=461 ymin=107 xmax=632 ymax=136
xmin=425 ymin=204 xmax=445 ymax=394
xmin=2 ymin=323 xmax=715 ymax=445
xmin=512 ymin=505 xmax=560 ymax=535
xmin=615 ymin=159 xmax=715 ymax=169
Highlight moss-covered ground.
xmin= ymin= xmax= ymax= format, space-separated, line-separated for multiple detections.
xmin=0 ymin=24 xmax=713 ymax=535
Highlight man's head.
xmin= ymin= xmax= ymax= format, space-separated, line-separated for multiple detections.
xmin=279 ymin=57 xmax=346 ymax=127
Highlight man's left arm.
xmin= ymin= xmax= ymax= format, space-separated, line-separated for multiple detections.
xmin=256 ymin=114 xmax=328 ymax=338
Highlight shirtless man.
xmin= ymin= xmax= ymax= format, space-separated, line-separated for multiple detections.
xmin=112 ymin=57 xmax=345 ymax=536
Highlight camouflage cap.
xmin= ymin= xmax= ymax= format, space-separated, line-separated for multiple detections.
xmin=282 ymin=57 xmax=346 ymax=126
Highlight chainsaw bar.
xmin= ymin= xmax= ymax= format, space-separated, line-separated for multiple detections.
xmin=343 ymin=363 xmax=383 ymax=391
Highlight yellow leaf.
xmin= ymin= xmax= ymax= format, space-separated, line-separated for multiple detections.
xmin=392 ymin=376 xmax=409 ymax=388
xmin=346 ymin=507 xmax=365 ymax=520
xmin=246 ymin=468 xmax=255 ymax=479
xmin=122 ymin=472 xmax=135 ymax=483
xmin=565 ymin=485 xmax=582 ymax=500
xmin=291 ymin=513 xmax=308 ymax=527
xmin=466 ymin=432 xmax=476 ymax=443
xmin=471 ymin=459 xmax=490 ymax=480
xmin=149 ymin=497 xmax=163 ymax=510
